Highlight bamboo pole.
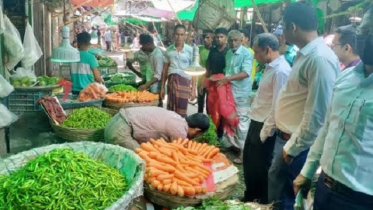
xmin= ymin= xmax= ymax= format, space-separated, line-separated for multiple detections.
xmin=165 ymin=0 xmax=182 ymax=24
xmin=152 ymin=21 xmax=165 ymax=47
xmin=250 ymin=0 xmax=268 ymax=33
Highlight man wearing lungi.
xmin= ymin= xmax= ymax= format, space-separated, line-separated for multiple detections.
xmin=160 ymin=24 xmax=196 ymax=117
xmin=211 ymin=30 xmax=254 ymax=164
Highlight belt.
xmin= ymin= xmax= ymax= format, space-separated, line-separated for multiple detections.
xmin=277 ymin=130 xmax=291 ymax=140
xmin=323 ymin=172 xmax=373 ymax=200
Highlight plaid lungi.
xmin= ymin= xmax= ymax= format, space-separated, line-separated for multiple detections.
xmin=167 ymin=74 xmax=191 ymax=118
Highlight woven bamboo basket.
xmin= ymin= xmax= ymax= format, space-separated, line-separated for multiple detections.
xmin=144 ymin=174 xmax=239 ymax=208
xmin=50 ymin=108 xmax=118 ymax=142
xmin=104 ymin=100 xmax=158 ymax=110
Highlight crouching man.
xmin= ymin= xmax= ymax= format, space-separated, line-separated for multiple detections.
xmin=104 ymin=106 xmax=210 ymax=150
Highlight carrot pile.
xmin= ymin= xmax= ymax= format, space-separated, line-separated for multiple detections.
xmin=105 ymin=91 xmax=158 ymax=103
xmin=135 ymin=138 xmax=221 ymax=197
xmin=78 ymin=83 xmax=107 ymax=102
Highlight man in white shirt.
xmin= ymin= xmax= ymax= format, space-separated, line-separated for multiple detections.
xmin=293 ymin=4 xmax=373 ymax=210
xmin=104 ymin=29 xmax=112 ymax=51
xmin=242 ymin=33 xmax=291 ymax=203
xmin=160 ymin=25 xmax=195 ymax=118
xmin=267 ymin=2 xmax=340 ymax=209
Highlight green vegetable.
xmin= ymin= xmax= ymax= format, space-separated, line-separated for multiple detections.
xmin=0 ymin=148 xmax=127 ymax=210
xmin=194 ymin=116 xmax=218 ymax=146
xmin=109 ymin=84 xmax=137 ymax=92
xmin=37 ymin=76 xmax=60 ymax=86
xmin=175 ymin=197 xmax=251 ymax=210
xmin=62 ymin=107 xmax=112 ymax=129
xmin=103 ymin=72 xmax=137 ymax=85
xmin=10 ymin=77 xmax=34 ymax=87
xmin=98 ymin=55 xmax=117 ymax=68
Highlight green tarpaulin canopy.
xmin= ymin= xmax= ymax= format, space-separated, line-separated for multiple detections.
xmin=121 ymin=18 xmax=147 ymax=25
xmin=177 ymin=0 xmax=290 ymax=21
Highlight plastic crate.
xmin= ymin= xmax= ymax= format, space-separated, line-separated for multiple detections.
xmin=3 ymin=90 xmax=51 ymax=112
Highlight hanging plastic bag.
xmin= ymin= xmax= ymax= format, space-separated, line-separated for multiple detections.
xmin=21 ymin=22 xmax=43 ymax=69
xmin=0 ymin=6 xmax=5 ymax=34
xmin=3 ymin=16 xmax=24 ymax=71
xmin=9 ymin=67 xmax=37 ymax=88
xmin=0 ymin=74 xmax=14 ymax=98
xmin=0 ymin=104 xmax=18 ymax=128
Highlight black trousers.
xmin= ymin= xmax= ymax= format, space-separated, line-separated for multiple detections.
xmin=242 ymin=120 xmax=276 ymax=204
xmin=197 ymin=88 xmax=206 ymax=113
xmin=106 ymin=41 xmax=111 ymax=51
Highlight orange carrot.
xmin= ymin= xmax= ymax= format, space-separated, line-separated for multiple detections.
xmin=174 ymin=170 xmax=200 ymax=186
xmin=200 ymin=146 xmax=213 ymax=157
xmin=206 ymin=148 xmax=220 ymax=159
xmin=134 ymin=148 xmax=142 ymax=154
xmin=177 ymin=185 xmax=185 ymax=196
xmin=163 ymin=184 xmax=171 ymax=192
xmin=147 ymin=162 xmax=175 ymax=173
xmin=177 ymin=138 xmax=183 ymax=144
xmin=171 ymin=151 xmax=179 ymax=164
xmin=148 ymin=151 xmax=159 ymax=158
xmin=170 ymin=181 xmax=178 ymax=195
xmin=151 ymin=180 xmax=161 ymax=188
xmin=187 ymin=141 xmax=193 ymax=149
xmin=173 ymin=178 xmax=192 ymax=187
xmin=175 ymin=164 xmax=187 ymax=173
xmin=157 ymin=173 xmax=174 ymax=180
xmin=190 ymin=141 xmax=197 ymax=151
xmin=184 ymin=186 xmax=196 ymax=196
xmin=140 ymin=143 xmax=157 ymax=152
xmin=194 ymin=142 xmax=202 ymax=152
xmin=194 ymin=186 xmax=202 ymax=194
xmin=157 ymin=183 xmax=164 ymax=191
xmin=197 ymin=143 xmax=208 ymax=153
xmin=181 ymin=138 xmax=189 ymax=146
xmin=156 ymin=154 xmax=177 ymax=166
xmin=148 ymin=169 xmax=166 ymax=177
xmin=162 ymin=179 xmax=172 ymax=185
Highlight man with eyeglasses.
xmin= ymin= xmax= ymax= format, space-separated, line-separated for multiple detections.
xmin=331 ymin=25 xmax=361 ymax=71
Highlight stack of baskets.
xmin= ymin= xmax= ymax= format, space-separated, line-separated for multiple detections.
xmin=50 ymin=107 xmax=117 ymax=142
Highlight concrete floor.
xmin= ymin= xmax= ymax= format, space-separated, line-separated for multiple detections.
xmin=2 ymin=50 xmax=199 ymax=156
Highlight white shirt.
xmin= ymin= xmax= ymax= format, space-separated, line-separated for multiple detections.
xmin=164 ymin=43 xmax=193 ymax=80
xmin=301 ymin=63 xmax=373 ymax=196
xmin=249 ymin=56 xmax=291 ymax=140
xmin=275 ymin=37 xmax=340 ymax=157
xmin=104 ymin=31 xmax=112 ymax=42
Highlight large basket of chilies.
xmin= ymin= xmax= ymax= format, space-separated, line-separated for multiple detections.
xmin=0 ymin=142 xmax=145 ymax=210
xmin=50 ymin=107 xmax=117 ymax=142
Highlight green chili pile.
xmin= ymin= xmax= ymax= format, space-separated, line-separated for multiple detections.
xmin=109 ymin=84 xmax=137 ymax=92
xmin=0 ymin=148 xmax=127 ymax=210
xmin=194 ymin=116 xmax=218 ymax=146
xmin=62 ymin=107 xmax=111 ymax=129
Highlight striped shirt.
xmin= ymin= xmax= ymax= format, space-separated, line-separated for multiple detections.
xmin=70 ymin=51 xmax=99 ymax=92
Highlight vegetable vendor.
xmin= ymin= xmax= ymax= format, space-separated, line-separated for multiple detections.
xmin=70 ymin=32 xmax=104 ymax=94
xmin=126 ymin=34 xmax=164 ymax=92
xmin=104 ymin=107 xmax=210 ymax=151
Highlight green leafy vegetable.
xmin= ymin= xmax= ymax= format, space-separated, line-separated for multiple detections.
xmin=175 ymin=197 xmax=251 ymax=210
xmin=194 ymin=116 xmax=218 ymax=146
xmin=109 ymin=84 xmax=137 ymax=92
xmin=0 ymin=148 xmax=127 ymax=210
xmin=37 ymin=76 xmax=60 ymax=86
xmin=62 ymin=107 xmax=111 ymax=129
xmin=98 ymin=55 xmax=117 ymax=68
xmin=10 ymin=77 xmax=35 ymax=87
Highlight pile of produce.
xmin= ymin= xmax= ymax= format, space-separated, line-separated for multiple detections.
xmin=135 ymin=138 xmax=221 ymax=196
xmin=37 ymin=96 xmax=67 ymax=124
xmin=9 ymin=77 xmax=36 ymax=87
xmin=103 ymin=72 xmax=136 ymax=84
xmin=0 ymin=148 xmax=128 ymax=210
xmin=78 ymin=83 xmax=107 ymax=102
xmin=106 ymin=91 xmax=158 ymax=103
xmin=37 ymin=76 xmax=60 ymax=86
xmin=62 ymin=107 xmax=111 ymax=129
xmin=194 ymin=116 xmax=218 ymax=146
xmin=98 ymin=55 xmax=117 ymax=68
xmin=109 ymin=84 xmax=137 ymax=92
xmin=176 ymin=198 xmax=251 ymax=210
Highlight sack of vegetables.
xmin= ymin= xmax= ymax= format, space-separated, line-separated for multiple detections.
xmin=50 ymin=107 xmax=117 ymax=142
xmin=0 ymin=142 xmax=145 ymax=210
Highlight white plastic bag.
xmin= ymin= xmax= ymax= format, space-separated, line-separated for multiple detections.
xmin=9 ymin=67 xmax=37 ymax=87
xmin=0 ymin=74 xmax=14 ymax=98
xmin=22 ymin=23 xmax=43 ymax=69
xmin=0 ymin=6 xmax=5 ymax=34
xmin=3 ymin=16 xmax=24 ymax=71
xmin=0 ymin=104 xmax=18 ymax=128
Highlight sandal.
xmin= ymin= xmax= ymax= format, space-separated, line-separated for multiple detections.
xmin=233 ymin=158 xmax=243 ymax=164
